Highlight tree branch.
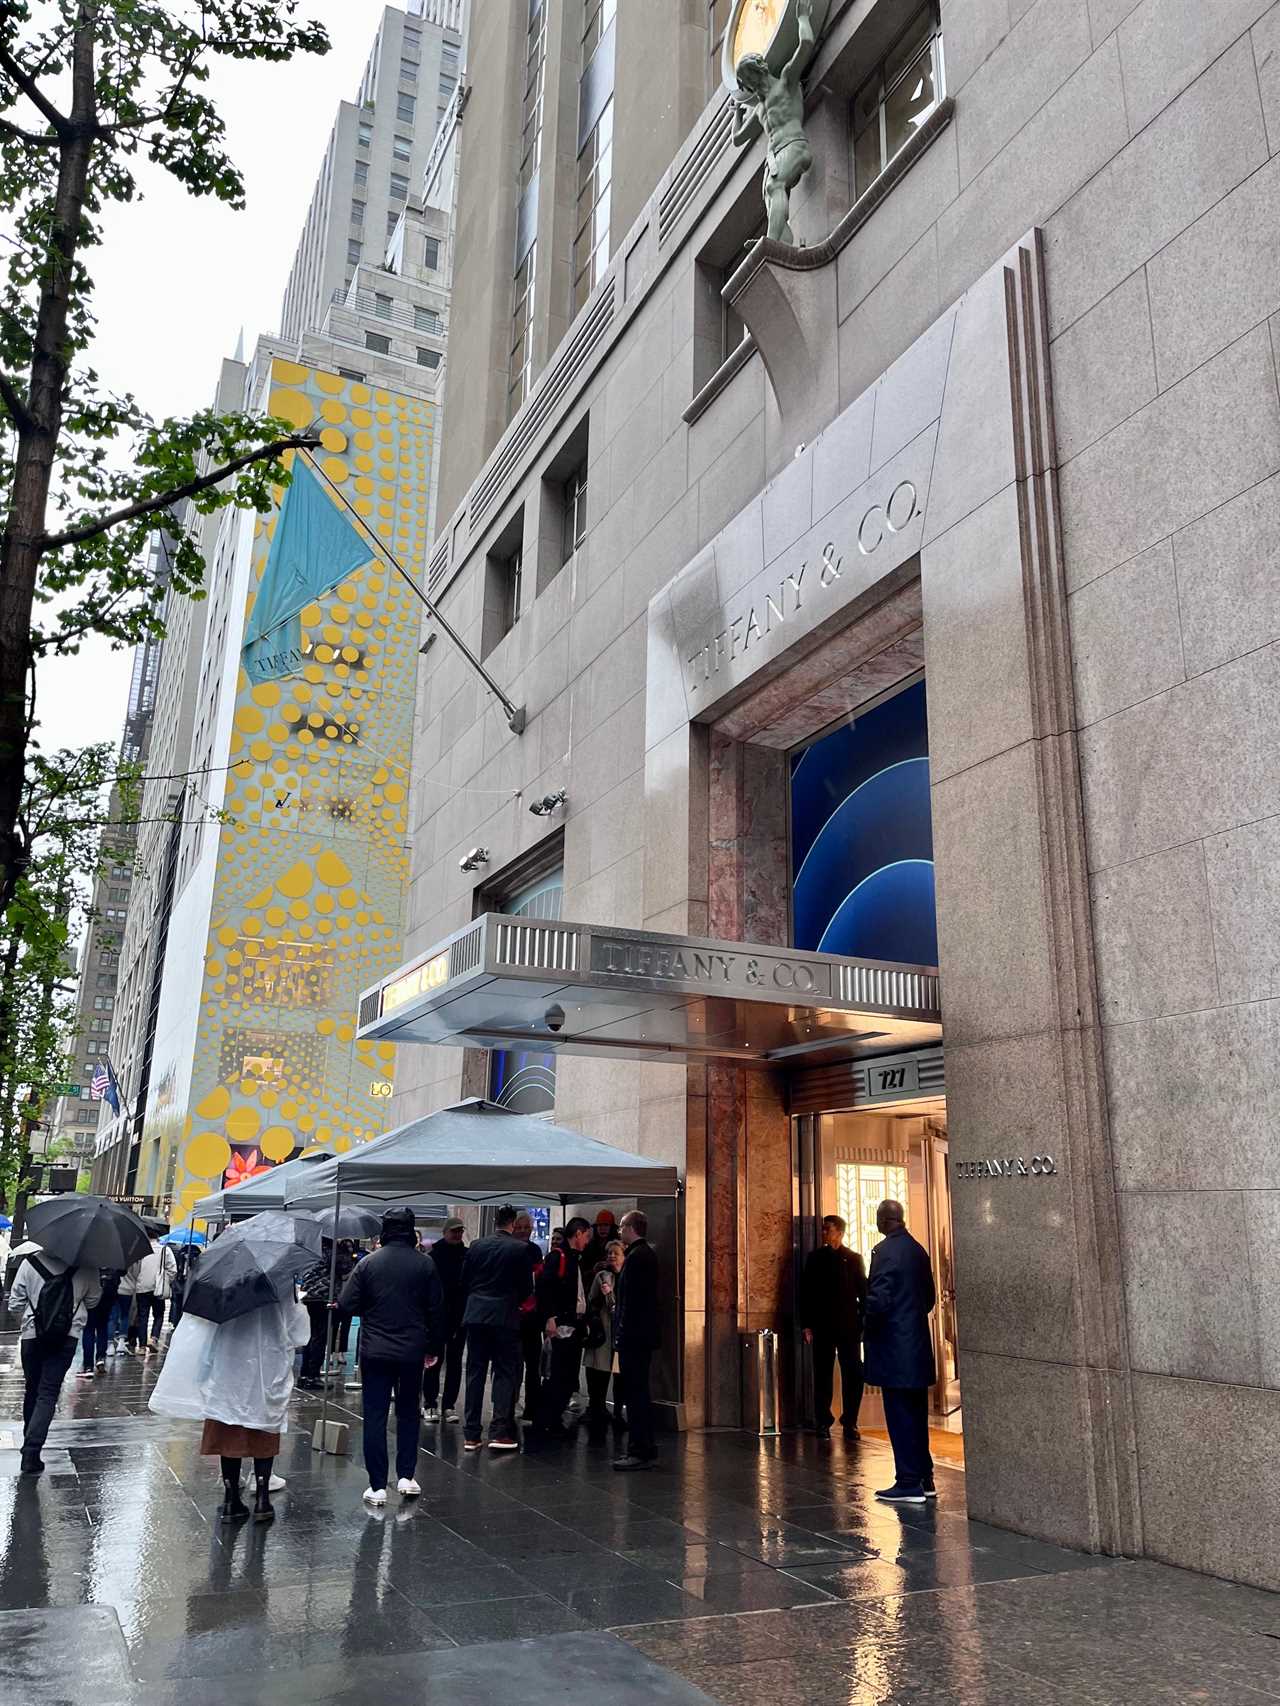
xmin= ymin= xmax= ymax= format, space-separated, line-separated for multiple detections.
xmin=0 ymin=114 xmax=60 ymax=147
xmin=0 ymin=369 xmax=33 ymax=434
xmin=39 ymin=431 xmax=319 ymax=551
xmin=0 ymin=40 xmax=69 ymax=134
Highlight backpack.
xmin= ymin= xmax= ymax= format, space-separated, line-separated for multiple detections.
xmin=30 ymin=1258 xmax=76 ymax=1347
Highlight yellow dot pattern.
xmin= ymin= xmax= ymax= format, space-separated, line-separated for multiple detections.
xmin=168 ymin=356 xmax=434 ymax=1221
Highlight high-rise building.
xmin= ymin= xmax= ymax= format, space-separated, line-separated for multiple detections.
xmin=92 ymin=2 xmax=458 ymax=1207
xmin=366 ymin=0 xmax=1280 ymax=1597
xmin=279 ymin=1 xmax=463 ymax=345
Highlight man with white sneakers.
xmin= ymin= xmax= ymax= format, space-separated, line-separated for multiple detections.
xmin=339 ymin=1206 xmax=444 ymax=1506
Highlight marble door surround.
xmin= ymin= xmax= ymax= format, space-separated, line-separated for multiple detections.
xmin=645 ymin=231 xmax=1141 ymax=1558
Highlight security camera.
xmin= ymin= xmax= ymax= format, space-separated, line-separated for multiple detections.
xmin=458 ymin=846 xmax=490 ymax=873
xmin=544 ymin=1003 xmax=565 ymax=1034
xmin=529 ymin=789 xmax=567 ymax=817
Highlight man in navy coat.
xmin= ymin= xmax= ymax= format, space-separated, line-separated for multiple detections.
xmin=863 ymin=1199 xmax=936 ymax=1504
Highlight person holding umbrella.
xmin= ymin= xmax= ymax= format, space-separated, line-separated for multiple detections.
xmin=9 ymin=1196 xmax=150 ymax=1474
xmin=149 ymin=1211 xmax=316 ymax=1524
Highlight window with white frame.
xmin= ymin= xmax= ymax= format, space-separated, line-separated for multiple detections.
xmin=508 ymin=244 xmax=536 ymax=416
xmin=519 ymin=0 xmax=547 ymax=193
xmin=851 ymin=3 xmax=943 ymax=200
xmin=423 ymin=236 xmax=440 ymax=271
xmin=397 ymin=91 xmax=416 ymax=124
xmin=572 ymin=99 xmax=612 ymax=314
xmin=414 ymin=304 xmax=442 ymax=334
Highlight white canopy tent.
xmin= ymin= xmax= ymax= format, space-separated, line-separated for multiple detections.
xmin=283 ymin=1099 xmax=681 ymax=1211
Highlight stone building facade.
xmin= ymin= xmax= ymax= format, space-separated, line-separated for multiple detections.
xmin=374 ymin=0 xmax=1280 ymax=1590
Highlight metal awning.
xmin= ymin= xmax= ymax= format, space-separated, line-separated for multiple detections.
xmin=357 ymin=915 xmax=941 ymax=1068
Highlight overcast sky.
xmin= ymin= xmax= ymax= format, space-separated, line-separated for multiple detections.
xmin=35 ymin=0 xmax=390 ymax=759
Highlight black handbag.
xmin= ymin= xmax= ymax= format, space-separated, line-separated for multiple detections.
xmin=586 ymin=1314 xmax=607 ymax=1350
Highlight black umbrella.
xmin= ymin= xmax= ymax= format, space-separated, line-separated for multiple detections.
xmin=182 ymin=1211 xmax=323 ymax=1324
xmin=140 ymin=1215 xmax=170 ymax=1237
xmin=26 ymin=1195 xmax=150 ymax=1269
xmin=300 ymin=1204 xmax=382 ymax=1240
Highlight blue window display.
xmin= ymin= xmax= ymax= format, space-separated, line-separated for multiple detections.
xmin=790 ymin=678 xmax=938 ymax=966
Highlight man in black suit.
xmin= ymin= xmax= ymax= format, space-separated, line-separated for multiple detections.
xmin=863 ymin=1198 xmax=937 ymax=1504
xmin=612 ymin=1209 xmax=660 ymax=1471
xmin=800 ymin=1213 xmax=867 ymax=1440
xmin=459 ymin=1204 xmax=532 ymax=1452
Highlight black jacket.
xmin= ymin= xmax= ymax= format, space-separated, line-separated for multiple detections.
xmin=614 ymin=1238 xmax=660 ymax=1353
xmin=460 ymin=1230 xmax=533 ymax=1331
xmin=429 ymin=1237 xmax=468 ymax=1327
xmin=338 ymin=1237 xmax=443 ymax=1363
xmin=800 ymin=1244 xmax=867 ymax=1338
xmin=535 ymin=1245 xmax=587 ymax=1329
xmin=862 ymin=1226 xmax=936 ymax=1390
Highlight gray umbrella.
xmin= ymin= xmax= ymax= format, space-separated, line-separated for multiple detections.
xmin=182 ymin=1211 xmax=323 ymax=1324
xmin=26 ymin=1195 xmax=150 ymax=1269
xmin=299 ymin=1204 xmax=382 ymax=1240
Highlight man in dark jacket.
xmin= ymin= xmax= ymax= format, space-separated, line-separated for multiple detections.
xmin=511 ymin=1211 xmax=544 ymax=1423
xmin=801 ymin=1213 xmax=867 ymax=1440
xmin=339 ymin=1206 xmax=443 ymax=1505
xmin=422 ymin=1219 xmax=467 ymax=1423
xmin=863 ymin=1199 xmax=936 ymax=1504
xmin=612 ymin=1209 xmax=660 ymax=1470
xmin=459 ymin=1204 xmax=533 ymax=1451
xmin=529 ymin=1216 xmax=592 ymax=1445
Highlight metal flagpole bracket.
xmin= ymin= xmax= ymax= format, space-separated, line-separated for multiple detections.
xmin=301 ymin=445 xmax=527 ymax=737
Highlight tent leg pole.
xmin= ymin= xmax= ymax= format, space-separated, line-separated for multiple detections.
xmin=318 ymin=1184 xmax=342 ymax=1452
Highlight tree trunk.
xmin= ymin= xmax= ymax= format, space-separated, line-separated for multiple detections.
xmin=0 ymin=12 xmax=97 ymax=913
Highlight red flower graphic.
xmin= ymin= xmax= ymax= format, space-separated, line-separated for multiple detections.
xmin=224 ymin=1148 xmax=271 ymax=1186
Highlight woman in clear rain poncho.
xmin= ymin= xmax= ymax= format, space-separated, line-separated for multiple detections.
xmin=150 ymin=1294 xmax=310 ymax=1523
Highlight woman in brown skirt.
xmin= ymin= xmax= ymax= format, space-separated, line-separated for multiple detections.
xmin=152 ymin=1293 xmax=310 ymax=1524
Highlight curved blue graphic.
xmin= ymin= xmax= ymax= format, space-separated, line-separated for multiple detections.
xmin=790 ymin=680 xmax=937 ymax=965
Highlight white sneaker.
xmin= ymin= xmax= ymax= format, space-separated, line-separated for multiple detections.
xmin=442 ymin=1408 xmax=460 ymax=1424
xmin=362 ymin=1487 xmax=387 ymax=1506
xmin=421 ymin=1405 xmax=440 ymax=1424
xmin=567 ymin=1393 xmax=584 ymax=1412
xmin=396 ymin=1477 xmax=421 ymax=1496
xmin=268 ymin=1474 xmax=286 ymax=1493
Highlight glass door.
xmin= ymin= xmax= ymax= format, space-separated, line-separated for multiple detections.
xmin=924 ymin=1128 xmax=960 ymax=1415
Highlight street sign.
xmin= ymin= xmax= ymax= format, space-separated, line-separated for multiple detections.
xmin=57 ymin=1084 xmax=80 ymax=1097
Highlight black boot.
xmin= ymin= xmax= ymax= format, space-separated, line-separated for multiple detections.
xmin=252 ymin=1469 xmax=275 ymax=1525
xmin=218 ymin=1471 xmax=250 ymax=1522
xmin=19 ymin=1449 xmax=44 ymax=1475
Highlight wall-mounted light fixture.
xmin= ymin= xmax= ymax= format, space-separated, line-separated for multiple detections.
xmin=459 ymin=846 xmax=490 ymax=872
xmin=529 ymin=789 xmax=567 ymax=817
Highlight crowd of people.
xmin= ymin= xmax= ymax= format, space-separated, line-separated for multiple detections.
xmin=344 ymin=1202 xmax=661 ymax=1505
xmin=5 ymin=1194 xmax=941 ymax=1515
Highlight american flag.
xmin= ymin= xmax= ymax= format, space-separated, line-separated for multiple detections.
xmin=90 ymin=1063 xmax=110 ymax=1099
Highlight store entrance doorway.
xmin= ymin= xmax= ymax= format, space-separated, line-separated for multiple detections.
xmin=794 ymin=1096 xmax=962 ymax=1462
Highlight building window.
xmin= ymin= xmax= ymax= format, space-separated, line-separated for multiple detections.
xmin=400 ymin=56 xmax=418 ymax=81
xmin=347 ymin=238 xmax=362 ymax=266
xmin=396 ymin=91 xmax=416 ymax=124
xmin=414 ymin=304 xmax=442 ymax=334
xmin=354 ymin=160 xmax=368 ymax=187
xmin=417 ymin=347 xmax=441 ymax=369
xmin=852 ymin=3 xmax=943 ymax=200
xmin=520 ymin=0 xmax=547 ymax=192
xmin=386 ymin=209 xmax=400 ymax=238
xmin=508 ymin=244 xmax=535 ymax=416
xmin=365 ymin=331 xmax=391 ymax=354
xmin=389 ymin=172 xmax=409 ymax=201
xmin=562 ymin=463 xmax=588 ymax=564
xmin=572 ymin=99 xmax=612 ymax=314
xmin=351 ymin=199 xmax=364 ymax=226
xmin=501 ymin=547 xmax=523 ymax=635
xmin=423 ymin=235 xmax=440 ymax=271
xmin=375 ymin=292 xmax=392 ymax=319
xmin=488 ymin=869 xmax=563 ymax=1115
xmin=357 ymin=119 xmax=373 ymax=148
xmin=481 ymin=509 xmax=526 ymax=658
xmin=337 ymin=367 xmax=365 ymax=382
xmin=582 ymin=0 xmax=616 ymax=61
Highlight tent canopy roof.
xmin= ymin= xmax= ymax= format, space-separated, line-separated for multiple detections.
xmin=192 ymin=1150 xmax=334 ymax=1222
xmin=283 ymin=1099 xmax=681 ymax=1210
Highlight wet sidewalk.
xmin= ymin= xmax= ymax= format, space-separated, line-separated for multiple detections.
xmin=2 ymin=1333 xmax=1279 ymax=1705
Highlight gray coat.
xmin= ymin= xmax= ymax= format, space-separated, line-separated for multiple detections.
xmin=584 ymin=1268 xmax=617 ymax=1373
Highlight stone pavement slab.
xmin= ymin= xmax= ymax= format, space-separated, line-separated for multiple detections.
xmin=2 ymin=1330 xmax=1279 ymax=1705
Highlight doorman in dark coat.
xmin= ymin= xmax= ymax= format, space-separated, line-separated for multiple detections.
xmin=863 ymin=1198 xmax=936 ymax=1503
xmin=800 ymin=1213 xmax=867 ymax=1438
xmin=613 ymin=1209 xmax=660 ymax=1470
